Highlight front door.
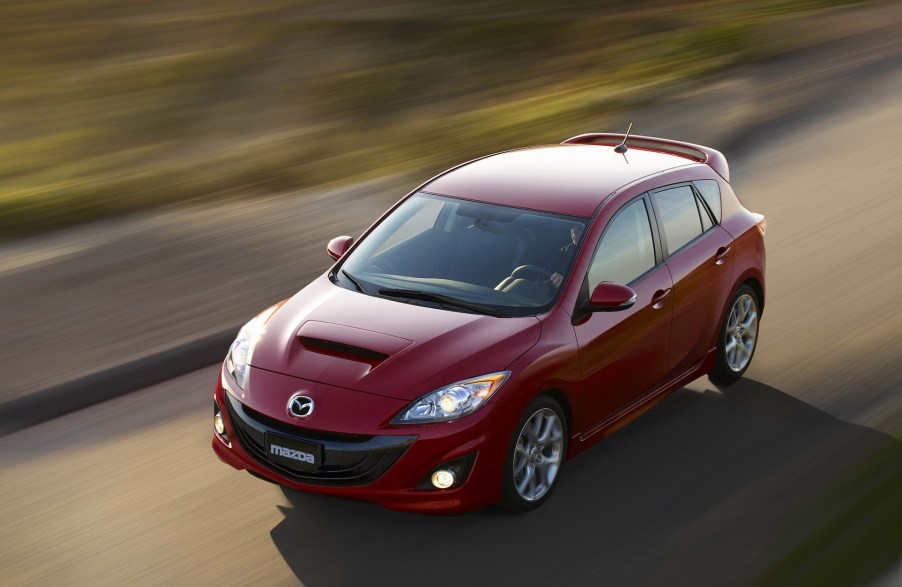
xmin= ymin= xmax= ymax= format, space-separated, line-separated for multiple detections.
xmin=572 ymin=196 xmax=673 ymax=434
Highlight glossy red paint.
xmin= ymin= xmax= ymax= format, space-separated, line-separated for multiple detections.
xmin=326 ymin=235 xmax=353 ymax=260
xmin=562 ymin=132 xmax=731 ymax=182
xmin=588 ymin=282 xmax=638 ymax=309
xmin=213 ymin=134 xmax=766 ymax=513
xmin=425 ymin=145 xmax=694 ymax=217
xmin=247 ymin=279 xmax=541 ymax=401
xmin=213 ymin=369 xmax=517 ymax=512
xmin=573 ymin=264 xmax=673 ymax=432
xmin=664 ymin=225 xmax=735 ymax=377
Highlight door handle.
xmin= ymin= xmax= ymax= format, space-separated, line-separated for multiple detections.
xmin=715 ymin=246 xmax=732 ymax=265
xmin=651 ymin=288 xmax=671 ymax=310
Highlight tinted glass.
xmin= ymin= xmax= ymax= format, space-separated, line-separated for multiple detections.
xmin=374 ymin=197 xmax=443 ymax=255
xmin=654 ymin=186 xmax=703 ymax=254
xmin=340 ymin=193 xmax=587 ymax=316
xmin=697 ymin=195 xmax=713 ymax=231
xmin=588 ymin=199 xmax=655 ymax=289
xmin=693 ymin=179 xmax=721 ymax=222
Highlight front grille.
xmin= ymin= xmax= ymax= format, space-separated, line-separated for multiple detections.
xmin=226 ymin=393 xmax=415 ymax=487
xmin=242 ymin=402 xmax=373 ymax=443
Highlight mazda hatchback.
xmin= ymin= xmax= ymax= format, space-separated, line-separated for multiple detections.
xmin=212 ymin=132 xmax=766 ymax=513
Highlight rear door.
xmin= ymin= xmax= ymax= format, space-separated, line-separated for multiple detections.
xmin=650 ymin=183 xmax=734 ymax=378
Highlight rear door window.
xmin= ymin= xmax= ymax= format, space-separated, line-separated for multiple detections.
xmin=653 ymin=186 xmax=704 ymax=255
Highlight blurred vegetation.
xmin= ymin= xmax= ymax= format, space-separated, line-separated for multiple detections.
xmin=757 ymin=431 xmax=902 ymax=587
xmin=0 ymin=0 xmax=869 ymax=237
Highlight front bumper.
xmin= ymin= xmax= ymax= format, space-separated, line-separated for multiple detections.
xmin=211 ymin=365 xmax=515 ymax=513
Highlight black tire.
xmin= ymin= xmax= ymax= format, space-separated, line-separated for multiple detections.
xmin=709 ymin=284 xmax=760 ymax=385
xmin=498 ymin=396 xmax=567 ymax=512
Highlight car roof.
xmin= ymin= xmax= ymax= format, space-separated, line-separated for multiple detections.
xmin=424 ymin=143 xmax=696 ymax=218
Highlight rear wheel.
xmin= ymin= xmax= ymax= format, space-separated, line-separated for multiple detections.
xmin=499 ymin=396 xmax=567 ymax=511
xmin=709 ymin=284 xmax=760 ymax=385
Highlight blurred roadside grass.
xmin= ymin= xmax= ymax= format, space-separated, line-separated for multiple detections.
xmin=0 ymin=0 xmax=868 ymax=238
xmin=757 ymin=430 xmax=902 ymax=587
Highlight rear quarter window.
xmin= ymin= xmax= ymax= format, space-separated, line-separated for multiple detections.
xmin=693 ymin=179 xmax=722 ymax=223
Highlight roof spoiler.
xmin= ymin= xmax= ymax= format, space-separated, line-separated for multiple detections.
xmin=562 ymin=133 xmax=730 ymax=182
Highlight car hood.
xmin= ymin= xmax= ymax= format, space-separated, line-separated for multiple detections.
xmin=248 ymin=277 xmax=541 ymax=401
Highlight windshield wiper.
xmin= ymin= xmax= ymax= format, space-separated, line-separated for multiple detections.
xmin=341 ymin=269 xmax=367 ymax=293
xmin=378 ymin=288 xmax=505 ymax=317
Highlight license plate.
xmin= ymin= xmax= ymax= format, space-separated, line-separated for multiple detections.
xmin=265 ymin=432 xmax=322 ymax=472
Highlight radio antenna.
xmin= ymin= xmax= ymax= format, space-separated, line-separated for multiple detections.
xmin=614 ymin=122 xmax=633 ymax=154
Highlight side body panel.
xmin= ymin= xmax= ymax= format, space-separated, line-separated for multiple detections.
xmin=719 ymin=179 xmax=766 ymax=316
xmin=662 ymin=224 xmax=734 ymax=376
xmin=571 ymin=263 xmax=673 ymax=431
xmin=553 ymin=165 xmax=749 ymax=456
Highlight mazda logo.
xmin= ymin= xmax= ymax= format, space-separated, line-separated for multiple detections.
xmin=287 ymin=395 xmax=314 ymax=418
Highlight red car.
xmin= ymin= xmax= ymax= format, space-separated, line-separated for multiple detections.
xmin=212 ymin=132 xmax=766 ymax=513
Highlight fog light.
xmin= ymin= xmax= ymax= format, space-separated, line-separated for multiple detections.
xmin=431 ymin=469 xmax=456 ymax=489
xmin=214 ymin=413 xmax=225 ymax=435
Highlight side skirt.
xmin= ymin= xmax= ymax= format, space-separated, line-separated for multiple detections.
xmin=569 ymin=348 xmax=717 ymax=456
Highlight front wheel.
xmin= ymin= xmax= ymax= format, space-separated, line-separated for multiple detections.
xmin=709 ymin=285 xmax=760 ymax=385
xmin=499 ymin=396 xmax=567 ymax=511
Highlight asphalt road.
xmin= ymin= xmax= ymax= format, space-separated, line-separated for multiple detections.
xmin=3 ymin=32 xmax=902 ymax=587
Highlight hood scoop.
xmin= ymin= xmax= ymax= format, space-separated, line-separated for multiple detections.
xmin=296 ymin=321 xmax=413 ymax=369
xmin=299 ymin=336 xmax=389 ymax=367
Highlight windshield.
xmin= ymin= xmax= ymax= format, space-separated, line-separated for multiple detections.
xmin=336 ymin=192 xmax=587 ymax=317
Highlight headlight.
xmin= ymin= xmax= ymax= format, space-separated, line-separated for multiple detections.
xmin=226 ymin=325 xmax=251 ymax=389
xmin=225 ymin=304 xmax=281 ymax=389
xmin=392 ymin=372 xmax=510 ymax=424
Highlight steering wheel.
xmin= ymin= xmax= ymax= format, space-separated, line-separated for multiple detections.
xmin=508 ymin=264 xmax=554 ymax=282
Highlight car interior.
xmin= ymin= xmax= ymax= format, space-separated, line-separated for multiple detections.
xmin=360 ymin=195 xmax=585 ymax=307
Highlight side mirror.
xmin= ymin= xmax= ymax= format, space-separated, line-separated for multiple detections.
xmin=588 ymin=282 xmax=637 ymax=311
xmin=327 ymin=236 xmax=354 ymax=260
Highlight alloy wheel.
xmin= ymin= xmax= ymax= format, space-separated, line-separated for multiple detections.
xmin=724 ymin=293 xmax=758 ymax=372
xmin=512 ymin=407 xmax=564 ymax=502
